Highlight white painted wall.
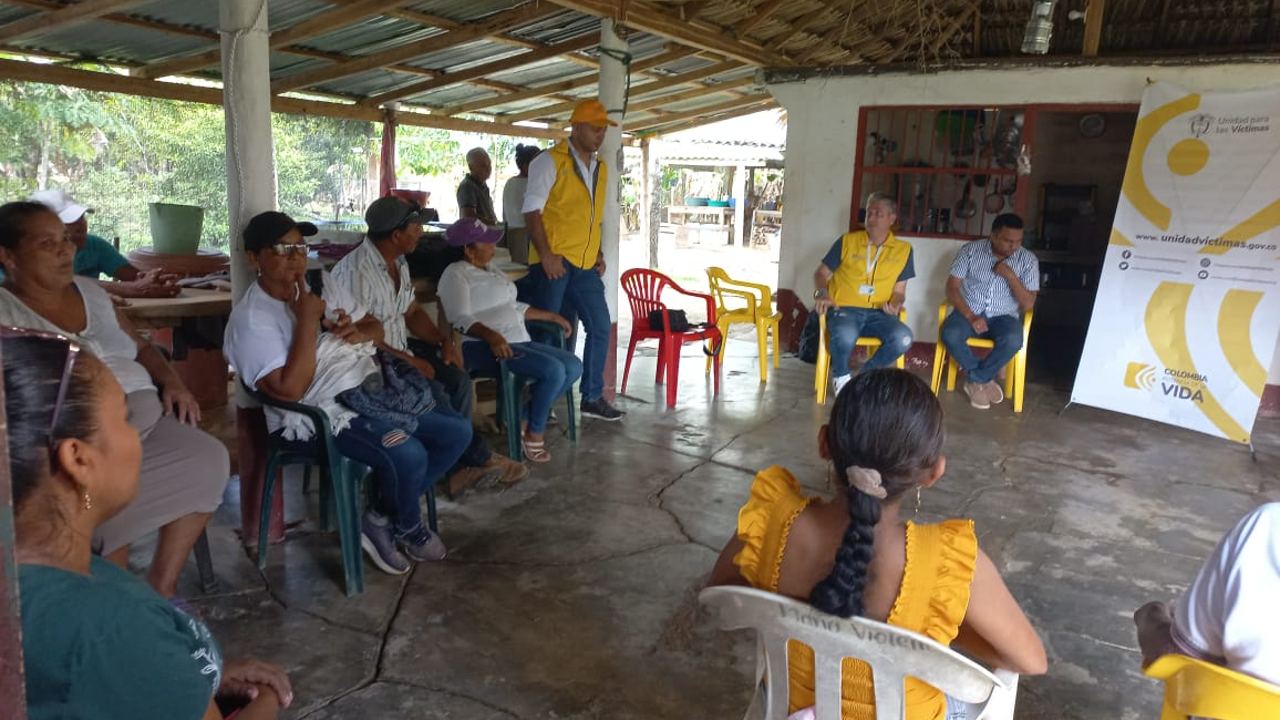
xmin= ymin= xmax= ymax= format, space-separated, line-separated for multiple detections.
xmin=768 ymin=61 xmax=1280 ymax=382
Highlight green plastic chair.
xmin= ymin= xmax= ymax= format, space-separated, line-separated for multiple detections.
xmin=242 ymin=383 xmax=439 ymax=597
xmin=488 ymin=320 xmax=578 ymax=460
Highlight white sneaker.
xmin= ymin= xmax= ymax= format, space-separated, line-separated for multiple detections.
xmin=833 ymin=374 xmax=851 ymax=398
xmin=987 ymin=381 xmax=1005 ymax=405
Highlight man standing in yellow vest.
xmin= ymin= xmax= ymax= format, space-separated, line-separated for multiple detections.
xmin=813 ymin=193 xmax=915 ymax=396
xmin=521 ymin=99 xmax=624 ymax=421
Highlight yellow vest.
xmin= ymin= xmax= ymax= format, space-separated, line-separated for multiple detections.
xmin=828 ymin=230 xmax=912 ymax=308
xmin=531 ymin=140 xmax=608 ymax=269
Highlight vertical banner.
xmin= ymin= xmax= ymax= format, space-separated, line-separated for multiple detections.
xmin=1073 ymin=82 xmax=1280 ymax=444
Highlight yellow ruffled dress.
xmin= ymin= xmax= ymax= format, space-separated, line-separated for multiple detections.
xmin=733 ymin=465 xmax=978 ymax=720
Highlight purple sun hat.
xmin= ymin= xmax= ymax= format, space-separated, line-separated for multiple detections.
xmin=445 ymin=218 xmax=503 ymax=247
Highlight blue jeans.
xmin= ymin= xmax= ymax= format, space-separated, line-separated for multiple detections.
xmin=519 ymin=263 xmax=610 ymax=401
xmin=407 ymin=339 xmax=491 ymax=468
xmin=334 ymin=407 xmax=472 ymax=534
xmin=940 ymin=311 xmax=1023 ymax=385
xmin=826 ymin=307 xmax=913 ymax=377
xmin=464 ymin=340 xmax=583 ymax=434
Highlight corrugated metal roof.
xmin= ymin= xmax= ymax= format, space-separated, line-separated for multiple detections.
xmin=306 ymin=17 xmax=445 ymax=56
xmin=14 ymin=19 xmax=208 ymax=66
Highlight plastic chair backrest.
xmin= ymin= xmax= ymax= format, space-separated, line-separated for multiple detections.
xmin=700 ymin=586 xmax=1008 ymax=720
xmin=621 ymin=267 xmax=674 ymax=324
xmin=707 ymin=266 xmax=730 ymax=309
xmin=1145 ymin=654 xmax=1280 ymax=719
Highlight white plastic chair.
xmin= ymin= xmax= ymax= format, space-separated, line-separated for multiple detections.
xmin=700 ymin=586 xmax=1019 ymax=720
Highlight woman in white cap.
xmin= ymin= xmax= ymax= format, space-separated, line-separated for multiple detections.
xmin=0 ymin=200 xmax=228 ymax=598
xmin=438 ymin=218 xmax=582 ymax=463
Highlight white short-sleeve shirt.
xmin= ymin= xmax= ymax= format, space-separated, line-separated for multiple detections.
xmin=1173 ymin=502 xmax=1280 ymax=685
xmin=437 ymin=260 xmax=530 ymax=344
xmin=328 ymin=239 xmax=415 ymax=352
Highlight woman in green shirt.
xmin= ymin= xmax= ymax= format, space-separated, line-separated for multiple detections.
xmin=7 ymin=329 xmax=293 ymax=719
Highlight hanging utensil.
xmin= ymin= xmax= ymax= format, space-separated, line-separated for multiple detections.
xmin=983 ymin=176 xmax=1004 ymax=214
xmin=955 ymin=176 xmax=977 ymax=220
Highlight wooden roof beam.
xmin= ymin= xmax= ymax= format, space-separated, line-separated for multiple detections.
xmin=135 ymin=0 xmax=417 ymax=80
xmin=641 ymin=101 xmax=778 ymax=136
xmin=359 ymin=32 xmax=600 ymax=107
xmin=495 ymin=57 xmax=739 ymax=122
xmin=0 ymin=0 xmax=147 ymax=43
xmin=0 ymin=56 xmax=566 ymax=139
xmin=271 ymin=2 xmax=559 ymax=94
xmin=629 ymin=94 xmax=774 ymax=131
xmin=545 ymin=0 xmax=790 ymax=66
xmin=507 ymin=75 xmax=754 ymax=123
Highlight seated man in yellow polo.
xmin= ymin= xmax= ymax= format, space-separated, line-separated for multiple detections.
xmin=813 ymin=193 xmax=914 ymax=395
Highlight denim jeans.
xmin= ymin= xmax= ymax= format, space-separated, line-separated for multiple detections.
xmin=940 ymin=311 xmax=1023 ymax=385
xmin=826 ymin=306 xmax=913 ymax=377
xmin=463 ymin=340 xmax=584 ymax=434
xmin=334 ymin=407 xmax=472 ymax=534
xmin=519 ymin=263 xmax=610 ymax=401
xmin=407 ymin=339 xmax=491 ymax=468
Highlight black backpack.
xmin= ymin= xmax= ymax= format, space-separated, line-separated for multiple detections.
xmin=798 ymin=310 xmax=821 ymax=364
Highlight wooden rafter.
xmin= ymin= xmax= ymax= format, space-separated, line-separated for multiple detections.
xmin=545 ymin=0 xmax=790 ymax=66
xmin=497 ymin=57 xmax=740 ymax=122
xmin=642 ymin=101 xmax=777 ymax=136
xmin=1082 ymin=0 xmax=1107 ymax=56
xmin=271 ymin=2 xmax=558 ymax=94
xmin=359 ymin=33 xmax=600 ymax=107
xmin=629 ymin=94 xmax=774 ymax=131
xmin=0 ymin=57 xmax=565 ymax=139
xmin=734 ymin=0 xmax=789 ymax=38
xmin=0 ymin=0 xmax=146 ymax=43
xmin=134 ymin=0 xmax=415 ymax=80
xmin=509 ymin=75 xmax=754 ymax=123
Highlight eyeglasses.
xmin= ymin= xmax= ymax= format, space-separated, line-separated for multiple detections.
xmin=0 ymin=327 xmax=82 ymax=441
xmin=270 ymin=243 xmax=309 ymax=257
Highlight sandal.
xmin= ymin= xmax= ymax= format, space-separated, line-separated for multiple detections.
xmin=521 ymin=436 xmax=551 ymax=463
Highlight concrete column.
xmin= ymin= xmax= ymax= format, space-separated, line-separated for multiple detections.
xmin=220 ymin=0 xmax=282 ymax=543
xmin=731 ymin=164 xmax=747 ymax=247
xmin=599 ymin=18 xmax=627 ymax=320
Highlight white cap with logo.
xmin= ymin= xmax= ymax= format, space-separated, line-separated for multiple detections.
xmin=28 ymin=189 xmax=92 ymax=224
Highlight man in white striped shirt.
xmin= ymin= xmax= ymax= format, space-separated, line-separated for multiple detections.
xmin=941 ymin=213 xmax=1039 ymax=409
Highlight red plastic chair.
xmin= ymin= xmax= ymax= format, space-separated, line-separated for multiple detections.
xmin=620 ymin=268 xmax=722 ymax=409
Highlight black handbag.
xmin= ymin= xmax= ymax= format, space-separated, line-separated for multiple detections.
xmin=648 ymin=309 xmax=692 ymax=332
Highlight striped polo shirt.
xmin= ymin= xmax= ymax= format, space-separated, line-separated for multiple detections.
xmin=948 ymin=239 xmax=1040 ymax=319
xmin=328 ymin=238 xmax=416 ymax=351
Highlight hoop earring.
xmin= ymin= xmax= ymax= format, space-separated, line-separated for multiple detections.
xmin=914 ymin=486 xmax=922 ymax=518
xmin=82 ymin=491 xmax=92 ymax=511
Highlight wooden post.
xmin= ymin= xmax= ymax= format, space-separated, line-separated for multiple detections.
xmin=647 ymin=142 xmax=662 ymax=268
xmin=1082 ymin=0 xmax=1106 ymax=56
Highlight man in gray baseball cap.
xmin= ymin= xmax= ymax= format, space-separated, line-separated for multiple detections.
xmin=328 ymin=196 xmax=527 ymax=492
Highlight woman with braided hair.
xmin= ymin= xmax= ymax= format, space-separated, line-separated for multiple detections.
xmin=710 ymin=369 xmax=1045 ymax=719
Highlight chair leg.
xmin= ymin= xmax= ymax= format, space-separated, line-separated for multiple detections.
xmin=665 ymin=337 xmax=680 ymax=409
xmin=655 ymin=337 xmax=666 ymax=384
xmin=947 ymin=357 xmax=959 ymax=391
xmin=194 ymin=530 xmax=217 ymax=594
xmin=301 ymin=464 xmax=312 ymax=494
xmin=771 ymin=319 xmax=781 ymax=368
xmin=499 ymin=365 xmax=521 ymax=460
xmin=565 ymin=385 xmax=578 ymax=442
xmin=815 ymin=355 xmax=830 ymax=405
xmin=256 ymin=451 xmax=282 ymax=570
xmin=332 ymin=456 xmax=364 ymax=597
xmin=424 ymin=485 xmax=439 ymax=533
xmin=756 ymin=321 xmax=768 ymax=383
xmin=931 ymin=342 xmax=947 ymax=394
xmin=621 ymin=334 xmax=640 ymax=393
xmin=1013 ymin=350 xmax=1028 ymax=413
xmin=712 ymin=336 xmax=722 ymax=396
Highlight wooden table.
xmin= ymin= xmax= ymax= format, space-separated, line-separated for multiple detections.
xmin=120 ymin=288 xmax=233 ymax=330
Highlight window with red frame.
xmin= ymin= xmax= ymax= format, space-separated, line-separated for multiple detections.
xmin=851 ymin=106 xmax=1031 ymax=239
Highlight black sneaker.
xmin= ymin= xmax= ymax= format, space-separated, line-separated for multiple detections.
xmin=580 ymin=397 xmax=625 ymax=421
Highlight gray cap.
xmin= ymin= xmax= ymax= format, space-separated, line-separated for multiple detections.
xmin=365 ymin=196 xmax=425 ymax=234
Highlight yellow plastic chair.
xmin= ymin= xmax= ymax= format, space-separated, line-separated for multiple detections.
xmin=705 ymin=267 xmax=782 ymax=383
xmin=930 ymin=303 xmax=1033 ymax=413
xmin=814 ymin=308 xmax=907 ymax=405
xmin=1144 ymin=654 xmax=1280 ymax=720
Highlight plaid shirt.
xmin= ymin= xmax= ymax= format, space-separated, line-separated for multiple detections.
xmin=949 ymin=240 xmax=1040 ymax=319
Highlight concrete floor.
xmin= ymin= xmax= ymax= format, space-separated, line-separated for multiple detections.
xmin=150 ymin=335 xmax=1280 ymax=720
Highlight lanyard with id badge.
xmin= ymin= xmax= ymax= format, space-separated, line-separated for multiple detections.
xmin=860 ymin=239 xmax=886 ymax=297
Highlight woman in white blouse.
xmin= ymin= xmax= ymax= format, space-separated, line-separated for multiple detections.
xmin=438 ymin=219 xmax=581 ymax=463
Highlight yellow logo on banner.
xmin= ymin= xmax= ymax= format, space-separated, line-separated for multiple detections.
xmin=1124 ymin=362 xmax=1157 ymax=391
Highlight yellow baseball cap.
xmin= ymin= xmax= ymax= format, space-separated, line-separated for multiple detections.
xmin=569 ymin=99 xmax=618 ymax=128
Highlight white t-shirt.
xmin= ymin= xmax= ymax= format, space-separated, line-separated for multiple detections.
xmin=1173 ymin=502 xmax=1280 ymax=685
xmin=437 ymin=260 xmax=531 ymax=345
xmin=328 ymin=239 xmax=415 ymax=352
xmin=502 ymin=177 xmax=529 ymax=228
xmin=223 ymin=279 xmax=376 ymax=440
xmin=0 ymin=277 xmax=154 ymax=394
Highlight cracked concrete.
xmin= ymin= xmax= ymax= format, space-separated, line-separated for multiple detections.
xmin=134 ymin=336 xmax=1279 ymax=719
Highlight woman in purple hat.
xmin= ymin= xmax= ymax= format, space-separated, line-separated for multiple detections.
xmin=438 ymin=219 xmax=582 ymax=463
